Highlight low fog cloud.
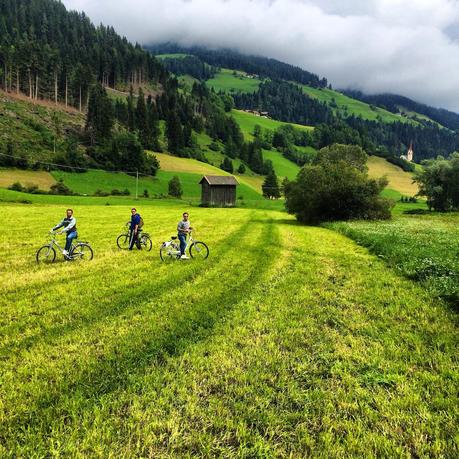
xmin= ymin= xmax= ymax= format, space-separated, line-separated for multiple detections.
xmin=63 ymin=0 xmax=459 ymax=112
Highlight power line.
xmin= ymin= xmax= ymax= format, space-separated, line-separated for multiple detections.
xmin=0 ymin=152 xmax=154 ymax=177
xmin=0 ymin=152 xmax=284 ymax=190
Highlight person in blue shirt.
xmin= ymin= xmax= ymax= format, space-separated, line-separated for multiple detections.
xmin=129 ymin=207 xmax=142 ymax=250
xmin=51 ymin=208 xmax=77 ymax=258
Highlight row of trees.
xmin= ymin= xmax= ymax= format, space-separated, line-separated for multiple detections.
xmin=148 ymin=45 xmax=328 ymax=88
xmin=161 ymin=55 xmax=217 ymax=81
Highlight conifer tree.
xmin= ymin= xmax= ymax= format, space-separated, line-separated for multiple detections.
xmin=262 ymin=169 xmax=281 ymax=199
xmin=85 ymin=83 xmax=113 ymax=145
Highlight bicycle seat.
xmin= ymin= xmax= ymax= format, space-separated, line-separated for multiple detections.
xmin=171 ymin=236 xmax=177 ymax=240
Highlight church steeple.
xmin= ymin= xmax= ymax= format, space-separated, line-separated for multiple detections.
xmin=407 ymin=142 xmax=414 ymax=162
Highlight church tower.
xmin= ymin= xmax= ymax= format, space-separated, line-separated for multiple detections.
xmin=407 ymin=142 xmax=414 ymax=162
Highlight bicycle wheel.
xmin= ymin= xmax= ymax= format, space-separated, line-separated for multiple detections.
xmin=140 ymin=234 xmax=152 ymax=252
xmin=36 ymin=245 xmax=56 ymax=263
xmin=116 ymin=233 xmax=130 ymax=250
xmin=71 ymin=243 xmax=94 ymax=261
xmin=160 ymin=243 xmax=179 ymax=262
xmin=189 ymin=241 xmax=209 ymax=260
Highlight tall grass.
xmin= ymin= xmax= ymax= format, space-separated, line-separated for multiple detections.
xmin=328 ymin=212 xmax=459 ymax=305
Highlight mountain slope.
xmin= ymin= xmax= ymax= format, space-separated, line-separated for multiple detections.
xmin=151 ymin=45 xmax=459 ymax=160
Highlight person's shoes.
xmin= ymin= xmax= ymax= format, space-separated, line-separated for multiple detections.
xmin=180 ymin=255 xmax=190 ymax=260
xmin=63 ymin=250 xmax=68 ymax=255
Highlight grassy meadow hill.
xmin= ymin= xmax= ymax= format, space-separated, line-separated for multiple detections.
xmin=0 ymin=201 xmax=458 ymax=457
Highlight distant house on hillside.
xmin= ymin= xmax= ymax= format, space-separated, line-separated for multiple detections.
xmin=243 ymin=109 xmax=270 ymax=118
xmin=199 ymin=175 xmax=239 ymax=207
xmin=400 ymin=142 xmax=414 ymax=162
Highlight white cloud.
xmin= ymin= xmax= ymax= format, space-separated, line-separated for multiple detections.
xmin=62 ymin=0 xmax=459 ymax=112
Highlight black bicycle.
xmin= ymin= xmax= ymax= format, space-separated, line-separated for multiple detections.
xmin=116 ymin=223 xmax=152 ymax=251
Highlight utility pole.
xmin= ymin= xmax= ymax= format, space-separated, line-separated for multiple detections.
xmin=135 ymin=170 xmax=139 ymax=200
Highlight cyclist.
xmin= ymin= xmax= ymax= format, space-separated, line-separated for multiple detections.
xmin=177 ymin=212 xmax=192 ymax=259
xmin=51 ymin=208 xmax=77 ymax=258
xmin=129 ymin=207 xmax=142 ymax=250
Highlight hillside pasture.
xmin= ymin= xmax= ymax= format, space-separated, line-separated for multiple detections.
xmin=231 ymin=109 xmax=313 ymax=141
xmin=367 ymin=156 xmax=418 ymax=196
xmin=0 ymin=203 xmax=457 ymax=457
xmin=0 ymin=168 xmax=56 ymax=190
xmin=0 ymin=90 xmax=84 ymax=161
xmin=299 ymin=85 xmax=415 ymax=124
xmin=206 ymin=68 xmax=263 ymax=93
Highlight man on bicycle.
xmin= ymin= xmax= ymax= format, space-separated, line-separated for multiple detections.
xmin=177 ymin=212 xmax=192 ymax=259
xmin=51 ymin=208 xmax=77 ymax=258
xmin=129 ymin=207 xmax=142 ymax=250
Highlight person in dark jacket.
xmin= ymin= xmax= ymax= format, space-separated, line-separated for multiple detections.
xmin=52 ymin=208 xmax=78 ymax=257
xmin=129 ymin=207 xmax=142 ymax=250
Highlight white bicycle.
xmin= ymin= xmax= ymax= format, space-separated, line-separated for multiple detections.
xmin=36 ymin=232 xmax=94 ymax=263
xmin=160 ymin=231 xmax=209 ymax=262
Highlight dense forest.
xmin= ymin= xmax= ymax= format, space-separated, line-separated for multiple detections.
xmin=160 ymin=55 xmax=218 ymax=81
xmin=0 ymin=0 xmax=254 ymax=174
xmin=233 ymin=80 xmax=333 ymax=125
xmin=344 ymin=90 xmax=459 ymax=132
xmin=0 ymin=0 xmax=168 ymax=110
xmin=148 ymin=44 xmax=328 ymax=88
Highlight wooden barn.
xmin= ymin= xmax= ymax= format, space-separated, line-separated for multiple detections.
xmin=199 ymin=175 xmax=239 ymax=207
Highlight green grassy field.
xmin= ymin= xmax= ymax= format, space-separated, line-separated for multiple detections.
xmin=329 ymin=212 xmax=459 ymax=304
xmin=231 ymin=109 xmax=313 ymax=140
xmin=206 ymin=69 xmax=263 ymax=93
xmin=50 ymin=169 xmax=262 ymax=204
xmin=262 ymin=149 xmax=300 ymax=179
xmin=367 ymin=156 xmax=418 ymax=197
xmin=299 ymin=85 xmax=415 ymax=124
xmin=155 ymin=53 xmax=191 ymax=59
xmin=0 ymin=202 xmax=457 ymax=457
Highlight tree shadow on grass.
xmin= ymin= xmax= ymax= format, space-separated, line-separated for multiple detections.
xmin=0 ymin=219 xmax=256 ymax=357
xmin=4 ymin=223 xmax=281 ymax=448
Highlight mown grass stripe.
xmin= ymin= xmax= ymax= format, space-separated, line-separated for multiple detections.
xmin=0 ymin=217 xmax=281 ymax=455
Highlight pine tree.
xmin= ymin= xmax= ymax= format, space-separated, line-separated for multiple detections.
xmin=127 ymin=86 xmax=136 ymax=131
xmin=168 ymin=175 xmax=183 ymax=198
xmin=85 ymin=83 xmax=114 ymax=145
xmin=262 ymin=170 xmax=281 ymax=199
xmin=220 ymin=157 xmax=234 ymax=173
xmin=136 ymin=88 xmax=151 ymax=149
xmin=166 ymin=110 xmax=184 ymax=154
xmin=147 ymin=95 xmax=161 ymax=151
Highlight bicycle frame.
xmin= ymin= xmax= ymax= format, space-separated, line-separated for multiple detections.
xmin=47 ymin=234 xmax=76 ymax=255
xmin=162 ymin=232 xmax=193 ymax=258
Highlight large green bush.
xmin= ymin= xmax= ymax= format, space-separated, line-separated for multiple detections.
xmin=284 ymin=144 xmax=392 ymax=223
xmin=414 ymin=153 xmax=459 ymax=211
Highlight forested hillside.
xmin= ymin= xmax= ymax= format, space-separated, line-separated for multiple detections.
xmin=0 ymin=0 xmax=168 ymax=110
xmin=1 ymin=0 xmax=458 ymax=192
xmin=150 ymin=45 xmax=459 ymax=161
xmin=344 ymin=91 xmax=459 ymax=132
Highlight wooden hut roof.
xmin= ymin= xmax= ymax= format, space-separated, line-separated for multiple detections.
xmin=199 ymin=175 xmax=239 ymax=186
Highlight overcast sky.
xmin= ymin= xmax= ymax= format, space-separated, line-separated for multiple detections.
xmin=62 ymin=0 xmax=459 ymax=112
